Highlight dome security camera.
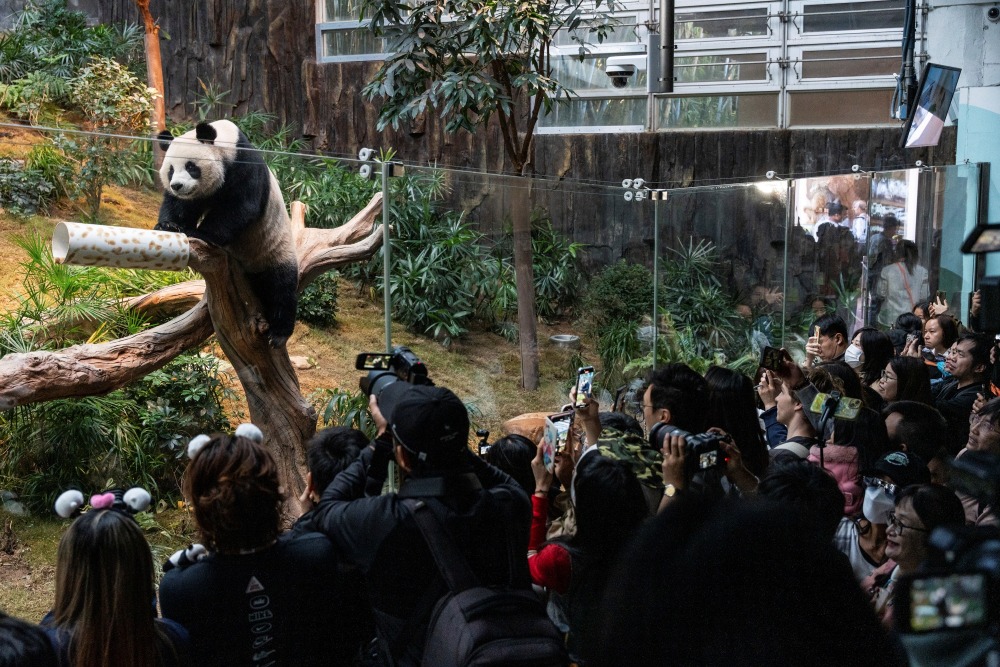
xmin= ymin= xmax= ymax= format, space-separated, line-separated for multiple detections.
xmin=605 ymin=55 xmax=645 ymax=89
xmin=606 ymin=63 xmax=637 ymax=89
xmin=988 ymin=6 xmax=1000 ymax=22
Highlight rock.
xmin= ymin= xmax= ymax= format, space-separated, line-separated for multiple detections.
xmin=2 ymin=500 xmax=28 ymax=516
xmin=289 ymin=356 xmax=315 ymax=370
xmin=0 ymin=490 xmax=16 ymax=501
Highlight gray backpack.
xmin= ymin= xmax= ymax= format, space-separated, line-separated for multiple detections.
xmin=403 ymin=499 xmax=569 ymax=667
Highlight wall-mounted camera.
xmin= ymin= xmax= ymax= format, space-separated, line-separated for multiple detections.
xmin=605 ymin=55 xmax=646 ymax=89
xmin=988 ymin=6 xmax=1000 ymax=22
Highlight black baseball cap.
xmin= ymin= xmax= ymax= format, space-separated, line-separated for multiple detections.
xmin=868 ymin=451 xmax=930 ymax=488
xmin=386 ymin=384 xmax=470 ymax=464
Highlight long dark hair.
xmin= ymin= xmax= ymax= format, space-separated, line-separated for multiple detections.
xmin=899 ymin=239 xmax=919 ymax=273
xmin=704 ymin=366 xmax=768 ymax=478
xmin=571 ymin=455 xmax=647 ymax=559
xmin=53 ymin=510 xmax=170 ymax=667
xmin=484 ymin=434 xmax=536 ymax=495
xmin=854 ymin=327 xmax=895 ymax=387
xmin=888 ymin=356 xmax=933 ymax=404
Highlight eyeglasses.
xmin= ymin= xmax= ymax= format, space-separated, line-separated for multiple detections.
xmin=879 ymin=370 xmax=897 ymax=382
xmin=862 ymin=476 xmax=898 ymax=496
xmin=887 ymin=511 xmax=929 ymax=535
xmin=969 ymin=412 xmax=999 ymax=429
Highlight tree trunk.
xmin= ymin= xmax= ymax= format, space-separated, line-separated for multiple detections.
xmin=512 ymin=179 xmax=539 ymax=390
xmin=136 ymin=0 xmax=166 ymax=169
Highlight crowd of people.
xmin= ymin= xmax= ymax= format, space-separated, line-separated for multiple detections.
xmin=4 ymin=299 xmax=1000 ymax=666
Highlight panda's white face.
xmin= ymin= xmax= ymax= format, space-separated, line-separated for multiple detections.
xmin=158 ymin=120 xmax=240 ymax=200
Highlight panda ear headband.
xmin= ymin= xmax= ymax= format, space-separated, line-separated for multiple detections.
xmin=186 ymin=423 xmax=265 ymax=459
xmin=54 ymin=486 xmax=152 ymax=520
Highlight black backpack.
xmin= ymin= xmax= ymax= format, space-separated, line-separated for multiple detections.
xmin=402 ymin=498 xmax=569 ymax=667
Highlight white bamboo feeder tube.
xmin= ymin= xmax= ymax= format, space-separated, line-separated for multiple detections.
xmin=52 ymin=222 xmax=190 ymax=271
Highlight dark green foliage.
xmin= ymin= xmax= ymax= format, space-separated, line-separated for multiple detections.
xmin=284 ymin=158 xmax=379 ymax=230
xmin=659 ymin=239 xmax=750 ymax=356
xmin=596 ymin=318 xmax=640 ymax=391
xmin=343 ymin=172 xmax=583 ymax=346
xmin=314 ymin=388 xmax=375 ymax=438
xmin=0 ymin=158 xmax=56 ymax=215
xmin=624 ymin=240 xmax=758 ymax=376
xmin=584 ymin=260 xmax=654 ymax=326
xmin=0 ymin=238 xmax=233 ymax=511
xmin=0 ymin=353 xmax=234 ymax=513
xmin=0 ymin=0 xmax=144 ymax=92
xmin=491 ymin=213 xmax=584 ymax=322
xmin=298 ymin=271 xmax=340 ymax=327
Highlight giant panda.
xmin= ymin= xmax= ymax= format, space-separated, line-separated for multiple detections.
xmin=155 ymin=120 xmax=298 ymax=348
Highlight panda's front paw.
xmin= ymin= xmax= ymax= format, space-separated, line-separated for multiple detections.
xmin=268 ymin=334 xmax=289 ymax=349
xmin=155 ymin=220 xmax=183 ymax=233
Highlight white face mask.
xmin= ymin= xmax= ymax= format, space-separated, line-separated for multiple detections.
xmin=845 ymin=344 xmax=865 ymax=369
xmin=863 ymin=486 xmax=895 ymax=524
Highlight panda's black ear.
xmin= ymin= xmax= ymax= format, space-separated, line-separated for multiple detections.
xmin=157 ymin=130 xmax=174 ymax=152
xmin=195 ymin=122 xmax=218 ymax=145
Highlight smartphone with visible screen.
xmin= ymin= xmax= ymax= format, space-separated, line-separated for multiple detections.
xmin=574 ymin=366 xmax=595 ymax=409
xmin=759 ymin=346 xmax=785 ymax=372
xmin=543 ymin=411 xmax=573 ymax=471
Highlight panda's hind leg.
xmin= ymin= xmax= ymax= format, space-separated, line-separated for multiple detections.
xmin=245 ymin=264 xmax=299 ymax=348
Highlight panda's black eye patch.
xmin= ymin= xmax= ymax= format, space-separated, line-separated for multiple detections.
xmin=168 ymin=165 xmax=174 ymax=179
xmin=185 ymin=161 xmax=202 ymax=179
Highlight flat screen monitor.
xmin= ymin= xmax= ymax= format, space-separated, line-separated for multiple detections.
xmin=900 ymin=63 xmax=961 ymax=149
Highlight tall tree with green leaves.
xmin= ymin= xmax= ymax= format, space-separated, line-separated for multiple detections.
xmin=361 ymin=0 xmax=620 ymax=389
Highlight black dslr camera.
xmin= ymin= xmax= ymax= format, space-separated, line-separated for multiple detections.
xmin=355 ymin=346 xmax=433 ymax=415
xmin=648 ymin=422 xmax=729 ymax=474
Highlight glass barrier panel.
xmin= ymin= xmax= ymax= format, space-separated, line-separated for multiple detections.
xmin=550 ymin=55 xmax=648 ymax=92
xmin=653 ymin=183 xmax=791 ymax=368
xmin=675 ymin=7 xmax=770 ymax=40
xmin=325 ymin=0 xmax=364 ymax=21
xmin=553 ymin=17 xmax=639 ymax=47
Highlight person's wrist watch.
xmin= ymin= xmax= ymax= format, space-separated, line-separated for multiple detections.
xmin=664 ymin=483 xmax=681 ymax=498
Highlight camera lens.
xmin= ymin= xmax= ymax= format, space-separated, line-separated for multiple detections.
xmin=611 ymin=76 xmax=628 ymax=89
xmin=360 ymin=370 xmax=398 ymax=399
xmin=989 ymin=6 xmax=1000 ymax=20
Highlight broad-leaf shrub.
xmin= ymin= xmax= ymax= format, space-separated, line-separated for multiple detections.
xmin=584 ymin=260 xmax=654 ymax=326
xmin=298 ymin=271 xmax=340 ymax=327
xmin=0 ymin=158 xmax=56 ymax=215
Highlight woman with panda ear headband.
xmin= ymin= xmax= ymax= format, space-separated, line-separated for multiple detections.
xmin=41 ymin=508 xmax=191 ymax=667
xmin=158 ymin=426 xmax=359 ymax=666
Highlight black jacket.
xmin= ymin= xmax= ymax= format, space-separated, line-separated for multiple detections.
xmin=932 ymin=378 xmax=984 ymax=453
xmin=312 ymin=444 xmax=532 ymax=666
